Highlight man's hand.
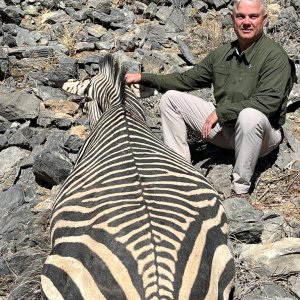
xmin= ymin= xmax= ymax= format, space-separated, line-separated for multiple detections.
xmin=202 ymin=110 xmax=218 ymax=138
xmin=125 ymin=73 xmax=142 ymax=84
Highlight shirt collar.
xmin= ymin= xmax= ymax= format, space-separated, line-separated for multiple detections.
xmin=227 ymin=33 xmax=266 ymax=65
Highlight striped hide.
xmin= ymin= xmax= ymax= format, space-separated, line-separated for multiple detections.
xmin=41 ymin=55 xmax=235 ymax=300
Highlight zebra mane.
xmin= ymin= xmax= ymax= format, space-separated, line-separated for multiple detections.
xmin=100 ymin=54 xmax=126 ymax=106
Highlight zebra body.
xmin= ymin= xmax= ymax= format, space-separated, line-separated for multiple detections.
xmin=41 ymin=55 xmax=234 ymax=300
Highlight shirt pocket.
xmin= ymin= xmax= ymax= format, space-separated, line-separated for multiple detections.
xmin=236 ymin=70 xmax=258 ymax=99
xmin=213 ymin=67 xmax=230 ymax=91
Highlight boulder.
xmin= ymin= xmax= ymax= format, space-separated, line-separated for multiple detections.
xmin=240 ymin=238 xmax=300 ymax=276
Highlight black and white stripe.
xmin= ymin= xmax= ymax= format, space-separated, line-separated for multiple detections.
xmin=41 ymin=55 xmax=234 ymax=300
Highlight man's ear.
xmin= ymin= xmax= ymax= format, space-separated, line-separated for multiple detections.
xmin=263 ymin=13 xmax=268 ymax=24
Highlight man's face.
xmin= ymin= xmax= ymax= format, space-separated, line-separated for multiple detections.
xmin=232 ymin=0 xmax=267 ymax=50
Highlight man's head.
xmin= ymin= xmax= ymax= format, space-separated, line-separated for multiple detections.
xmin=232 ymin=0 xmax=267 ymax=51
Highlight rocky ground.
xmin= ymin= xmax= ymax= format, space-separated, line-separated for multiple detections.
xmin=0 ymin=0 xmax=300 ymax=299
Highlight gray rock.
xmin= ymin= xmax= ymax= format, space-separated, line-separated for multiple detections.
xmin=8 ymin=126 xmax=46 ymax=150
xmin=206 ymin=164 xmax=232 ymax=198
xmin=278 ymin=6 xmax=299 ymax=24
xmin=7 ymin=254 xmax=47 ymax=300
xmin=4 ymin=45 xmax=55 ymax=58
xmin=95 ymin=40 xmax=114 ymax=50
xmin=44 ymin=129 xmax=67 ymax=151
xmin=240 ymin=238 xmax=300 ymax=276
xmin=291 ymin=0 xmax=300 ymax=10
xmin=86 ymin=10 xmax=111 ymax=26
xmin=277 ymin=151 xmax=300 ymax=170
xmin=64 ymin=134 xmax=85 ymax=153
xmin=2 ymin=23 xmax=20 ymax=36
xmin=39 ymin=56 xmax=78 ymax=87
xmin=0 ymin=184 xmax=25 ymax=218
xmin=1 ymin=34 xmax=17 ymax=47
xmin=134 ymin=1 xmax=147 ymax=14
xmin=223 ymin=198 xmax=264 ymax=243
xmin=204 ymin=0 xmax=228 ymax=9
xmin=0 ymin=257 xmax=11 ymax=277
xmin=191 ymin=0 xmax=208 ymax=12
xmin=86 ymin=24 xmax=107 ymax=38
xmin=75 ymin=41 xmax=95 ymax=52
xmin=33 ymin=148 xmax=73 ymax=186
xmin=15 ymin=28 xmax=36 ymax=47
xmin=118 ymin=32 xmax=136 ymax=52
xmin=284 ymin=132 xmax=300 ymax=155
xmin=0 ymin=147 xmax=31 ymax=192
xmin=33 ymin=85 xmax=70 ymax=101
xmin=144 ymin=2 xmax=157 ymax=19
xmin=139 ymin=24 xmax=169 ymax=49
xmin=41 ymin=10 xmax=68 ymax=24
xmin=156 ymin=6 xmax=172 ymax=24
xmin=0 ymin=204 xmax=34 ymax=238
xmin=54 ymin=117 xmax=73 ymax=129
xmin=0 ymin=6 xmax=23 ymax=24
xmin=94 ymin=0 xmax=111 ymax=14
xmin=165 ymin=8 xmax=185 ymax=33
xmin=17 ymin=167 xmax=40 ymax=204
xmin=0 ymin=134 xmax=8 ymax=148
xmin=166 ymin=0 xmax=190 ymax=6
xmin=288 ymin=275 xmax=300 ymax=298
xmin=73 ymin=8 xmax=90 ymax=21
xmin=110 ymin=12 xmax=135 ymax=29
xmin=261 ymin=213 xmax=289 ymax=243
xmin=0 ymin=48 xmax=11 ymax=79
xmin=0 ymin=0 xmax=7 ymax=10
xmin=0 ymin=90 xmax=40 ymax=121
xmin=177 ymin=38 xmax=196 ymax=65
xmin=242 ymin=282 xmax=297 ymax=300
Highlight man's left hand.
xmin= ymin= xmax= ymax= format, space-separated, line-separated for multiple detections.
xmin=202 ymin=110 xmax=218 ymax=138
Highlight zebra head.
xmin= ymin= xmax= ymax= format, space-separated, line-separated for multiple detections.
xmin=62 ymin=55 xmax=146 ymax=129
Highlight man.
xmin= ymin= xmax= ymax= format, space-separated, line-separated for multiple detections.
xmin=125 ymin=0 xmax=294 ymax=199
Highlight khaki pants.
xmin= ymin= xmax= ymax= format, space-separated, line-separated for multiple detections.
xmin=160 ymin=90 xmax=282 ymax=194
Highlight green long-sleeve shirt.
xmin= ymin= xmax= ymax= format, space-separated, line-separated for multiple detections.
xmin=141 ymin=34 xmax=293 ymax=127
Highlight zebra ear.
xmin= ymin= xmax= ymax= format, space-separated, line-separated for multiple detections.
xmin=62 ymin=79 xmax=90 ymax=95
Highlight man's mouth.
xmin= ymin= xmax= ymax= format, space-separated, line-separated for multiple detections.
xmin=241 ymin=28 xmax=252 ymax=33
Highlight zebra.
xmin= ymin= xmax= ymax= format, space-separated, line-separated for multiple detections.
xmin=41 ymin=54 xmax=235 ymax=300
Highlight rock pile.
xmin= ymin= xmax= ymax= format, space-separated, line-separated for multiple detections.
xmin=0 ymin=0 xmax=300 ymax=299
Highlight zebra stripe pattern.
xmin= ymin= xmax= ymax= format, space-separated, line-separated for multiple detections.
xmin=41 ymin=55 xmax=234 ymax=300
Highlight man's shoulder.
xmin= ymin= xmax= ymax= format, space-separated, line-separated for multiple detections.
xmin=209 ymin=41 xmax=235 ymax=58
xmin=260 ymin=34 xmax=288 ymax=55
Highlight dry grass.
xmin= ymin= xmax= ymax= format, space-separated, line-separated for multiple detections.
xmin=233 ymin=255 xmax=298 ymax=300
xmin=56 ymin=25 xmax=84 ymax=57
xmin=0 ymin=251 xmax=49 ymax=300
xmin=252 ymin=167 xmax=300 ymax=222
xmin=10 ymin=56 xmax=59 ymax=86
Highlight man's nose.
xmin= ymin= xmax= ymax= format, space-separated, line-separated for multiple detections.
xmin=242 ymin=16 xmax=251 ymax=24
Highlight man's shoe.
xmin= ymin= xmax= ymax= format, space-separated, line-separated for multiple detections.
xmin=229 ymin=190 xmax=251 ymax=202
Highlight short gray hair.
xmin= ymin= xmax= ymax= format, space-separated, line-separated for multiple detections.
xmin=232 ymin=0 xmax=267 ymax=14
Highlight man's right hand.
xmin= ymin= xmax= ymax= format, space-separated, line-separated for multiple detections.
xmin=202 ymin=110 xmax=218 ymax=139
xmin=125 ymin=73 xmax=142 ymax=84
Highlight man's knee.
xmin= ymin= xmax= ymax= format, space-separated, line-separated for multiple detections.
xmin=160 ymin=90 xmax=179 ymax=113
xmin=237 ymin=108 xmax=268 ymax=132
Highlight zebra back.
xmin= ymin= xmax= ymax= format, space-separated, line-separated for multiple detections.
xmin=41 ymin=54 xmax=234 ymax=300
